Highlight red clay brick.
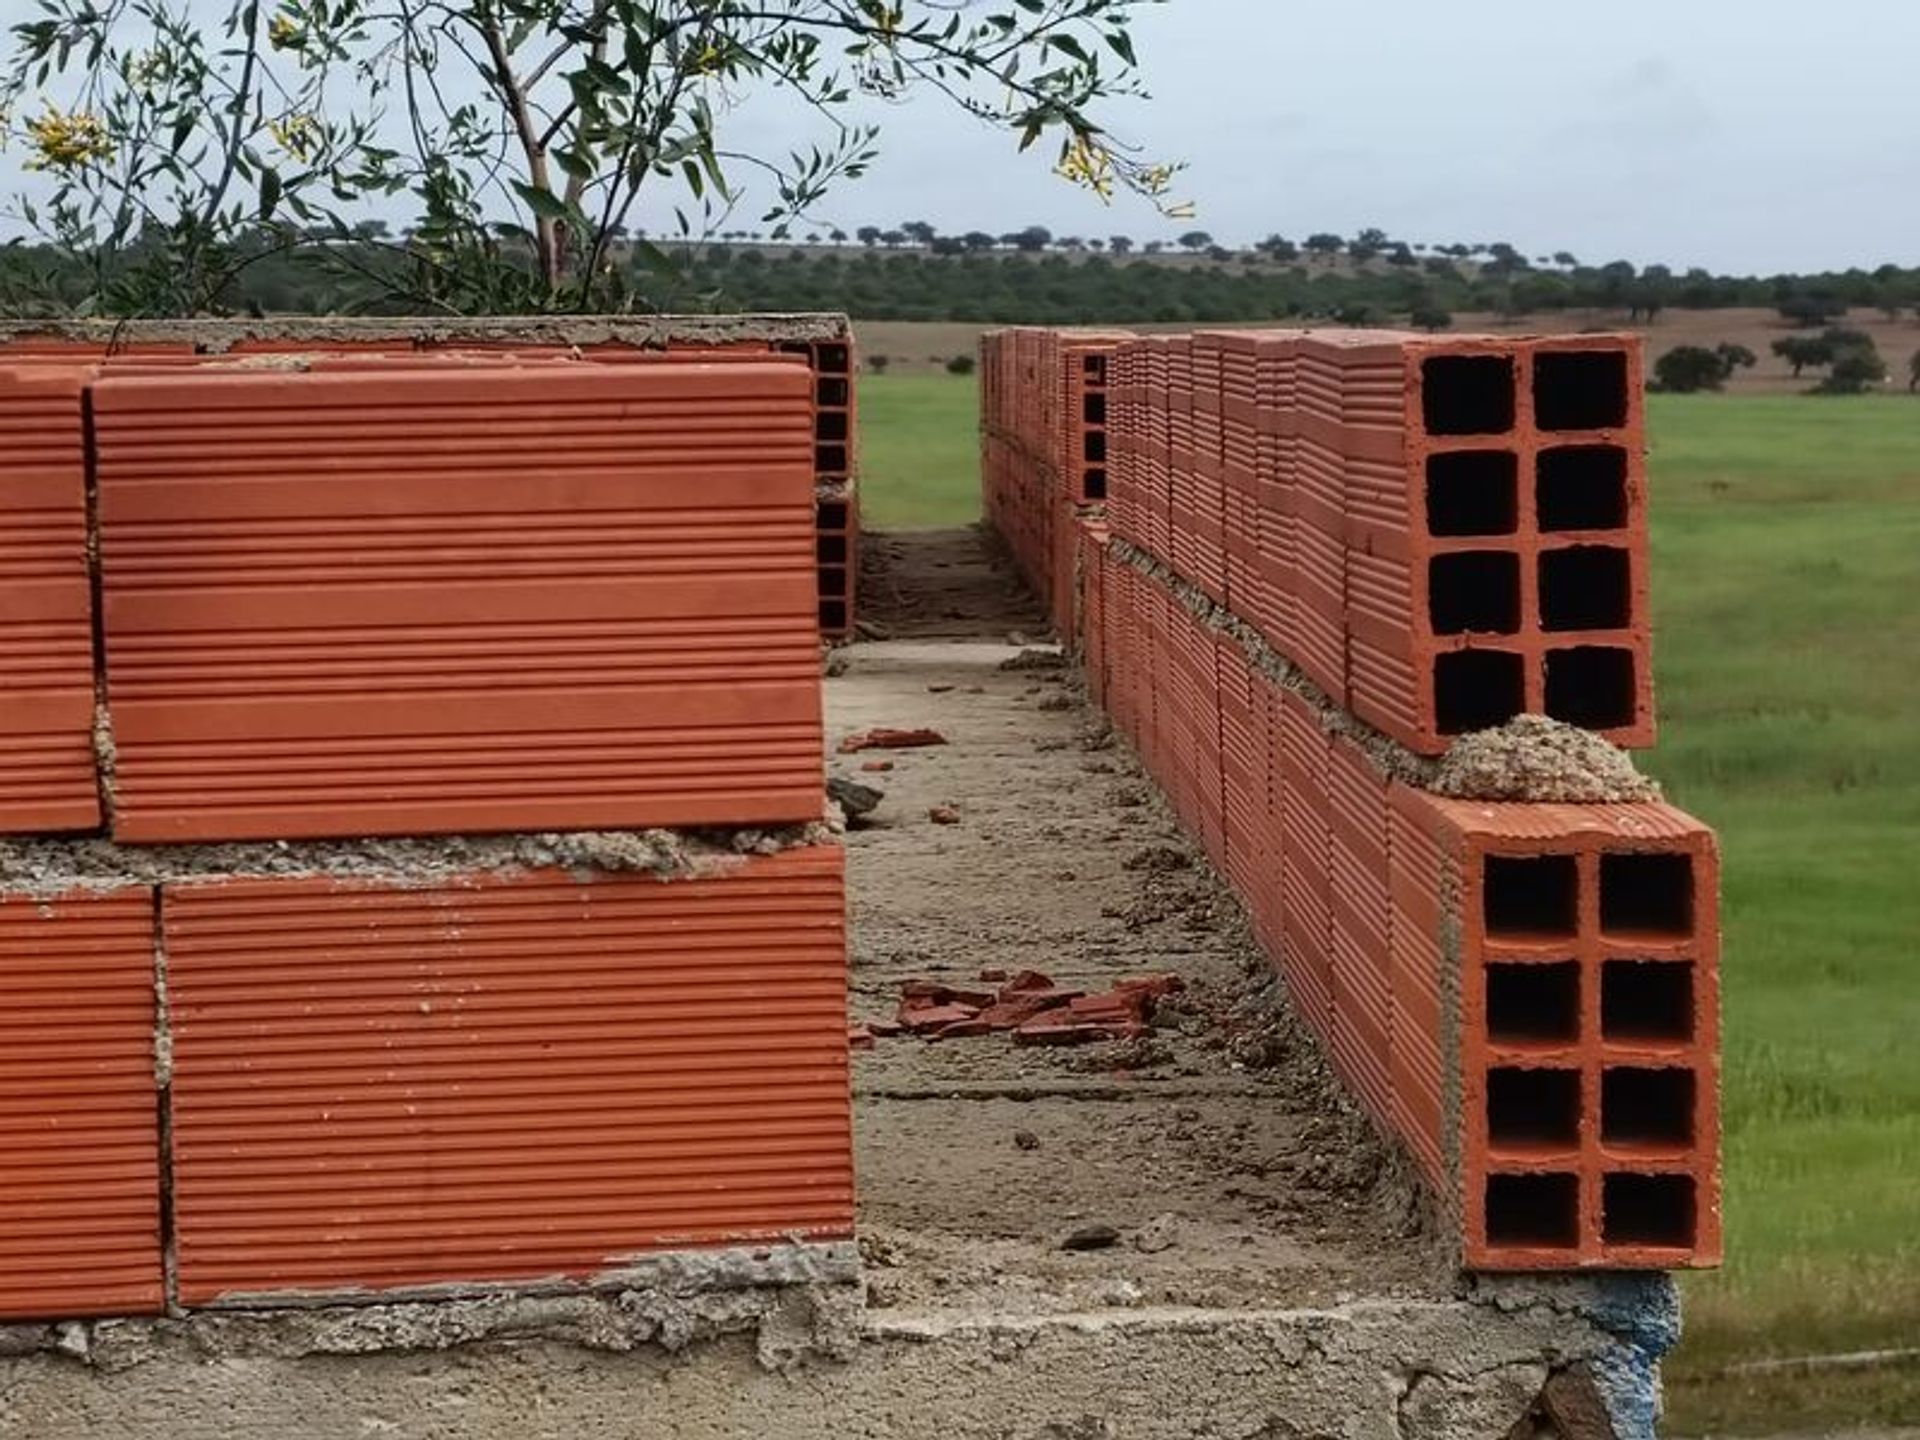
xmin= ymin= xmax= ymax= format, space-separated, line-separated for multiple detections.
xmin=0 ymin=366 xmax=104 ymax=833
xmin=1388 ymin=790 xmax=1720 ymax=1269
xmin=163 ymin=847 xmax=853 ymax=1304
xmin=0 ymin=886 xmax=163 ymax=1319
xmin=92 ymin=362 xmax=824 ymax=841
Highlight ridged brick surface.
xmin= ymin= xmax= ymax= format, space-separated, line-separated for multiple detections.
xmin=0 ymin=366 xmax=104 ymax=833
xmin=163 ymin=847 xmax=853 ymax=1304
xmin=91 ymin=362 xmax=824 ymax=841
xmin=0 ymin=887 xmax=163 ymax=1319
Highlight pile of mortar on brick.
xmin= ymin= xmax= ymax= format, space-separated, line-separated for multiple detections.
xmin=987 ymin=326 xmax=1721 ymax=1273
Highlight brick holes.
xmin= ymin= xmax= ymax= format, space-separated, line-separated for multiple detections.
xmin=816 ymin=376 xmax=850 ymax=408
xmin=1085 ymin=393 xmax=1108 ymax=425
xmin=1602 ymin=961 xmax=1694 ymax=1043
xmin=1083 ymin=354 xmax=1107 ymax=382
xmin=1534 ymin=350 xmax=1629 ymax=432
xmin=1084 ymin=430 xmax=1108 ymax=464
xmin=1487 ymin=962 xmax=1581 ymax=1046
xmin=1602 ymin=1173 xmax=1696 ymax=1248
xmin=817 ymin=534 xmax=849 ymax=565
xmin=1544 ymin=645 xmax=1637 ymax=730
xmin=1600 ymin=852 xmax=1695 ymax=938
xmin=1485 ymin=1173 xmax=1579 ymax=1249
xmin=1483 ymin=854 xmax=1579 ymax=940
xmin=1602 ymin=1067 xmax=1695 ymax=1151
xmin=1537 ymin=446 xmax=1628 ymax=531
xmin=1540 ymin=547 xmax=1631 ymax=631
xmin=1434 ymin=650 xmax=1525 ymax=735
xmin=1429 ymin=551 xmax=1521 ymax=635
xmin=1422 ymin=355 xmax=1516 ymax=436
xmin=816 ymin=410 xmax=850 ymax=443
xmin=818 ymin=500 xmax=850 ymax=530
xmin=815 ymin=343 xmax=852 ymax=375
xmin=816 ymin=442 xmax=850 ymax=473
xmin=1085 ymin=468 xmax=1109 ymax=502
xmin=819 ymin=598 xmax=848 ymax=631
xmin=1488 ymin=1067 xmax=1581 ymax=1152
xmin=1426 ymin=450 xmax=1519 ymax=536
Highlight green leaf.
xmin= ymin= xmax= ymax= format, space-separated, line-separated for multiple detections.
xmin=513 ymin=182 xmax=571 ymax=221
xmin=258 ymin=166 xmax=281 ymax=219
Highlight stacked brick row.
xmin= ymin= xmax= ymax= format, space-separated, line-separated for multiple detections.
xmin=997 ymin=329 xmax=1720 ymax=1271
xmin=0 ymin=328 xmax=855 ymax=1321
xmin=979 ymin=327 xmax=1129 ymax=634
xmin=0 ymin=318 xmax=861 ymax=639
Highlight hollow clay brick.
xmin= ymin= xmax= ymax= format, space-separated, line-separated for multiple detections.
xmin=0 ymin=886 xmax=163 ymax=1319
xmin=91 ymin=362 xmax=825 ymax=841
xmin=0 ymin=366 xmax=106 ymax=833
xmin=163 ymin=847 xmax=853 ymax=1304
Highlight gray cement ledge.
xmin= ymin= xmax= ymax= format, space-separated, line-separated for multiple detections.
xmin=0 ymin=1276 xmax=1673 ymax=1440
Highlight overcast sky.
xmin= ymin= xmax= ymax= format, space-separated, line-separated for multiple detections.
xmin=4 ymin=0 xmax=1914 ymax=275
xmin=790 ymin=0 xmax=1920 ymax=275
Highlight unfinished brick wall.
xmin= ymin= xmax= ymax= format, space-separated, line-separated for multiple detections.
xmin=983 ymin=327 xmax=1720 ymax=1271
xmin=978 ymin=327 xmax=1130 ymax=635
xmin=0 ymin=320 xmax=855 ymax=1322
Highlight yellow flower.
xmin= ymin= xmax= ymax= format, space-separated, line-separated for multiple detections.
xmin=24 ymin=108 xmax=113 ymax=171
xmin=268 ymin=14 xmax=302 ymax=50
xmin=267 ymin=113 xmax=318 ymax=160
xmin=1054 ymin=135 xmax=1115 ymax=201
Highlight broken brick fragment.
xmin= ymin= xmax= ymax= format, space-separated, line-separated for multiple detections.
xmin=860 ymin=760 xmax=896 ymax=773
xmin=838 ymin=727 xmax=948 ymax=753
xmin=929 ymin=805 xmax=962 ymax=825
xmin=896 ymin=1002 xmax=984 ymax=1035
xmin=848 ymin=1024 xmax=877 ymax=1051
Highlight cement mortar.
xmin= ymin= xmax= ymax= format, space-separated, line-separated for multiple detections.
xmin=0 ymin=312 xmax=850 ymax=353
xmin=0 ymin=1288 xmax=1668 ymax=1440
xmin=0 ymin=820 xmax=842 ymax=897
xmin=1429 ymin=717 xmax=1661 ymax=804
xmin=1108 ymin=540 xmax=1657 ymax=804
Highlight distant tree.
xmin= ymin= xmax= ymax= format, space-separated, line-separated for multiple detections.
xmin=1177 ymin=230 xmax=1214 ymax=252
xmin=1552 ymin=251 xmax=1578 ymax=268
xmin=1109 ymin=234 xmax=1134 ymax=255
xmin=901 ymin=221 xmax=937 ymax=246
xmin=1058 ymin=236 xmax=1086 ymax=251
xmin=1813 ymin=344 xmax=1888 ymax=394
xmin=880 ymin=229 xmax=907 ymax=247
xmin=1409 ymin=304 xmax=1453 ymax=332
xmin=1386 ymin=243 xmax=1417 ymax=267
xmin=1008 ymin=226 xmax=1053 ymax=253
xmin=962 ymin=231 xmax=998 ymax=252
xmin=1771 ymin=335 xmax=1832 ymax=377
xmin=1304 ymin=232 xmax=1344 ymax=257
xmin=929 ymin=236 xmax=967 ymax=256
xmin=1778 ymin=294 xmax=1847 ymax=327
xmin=828 ymin=228 xmax=849 ymax=244
xmin=1143 ymin=240 xmax=1166 ymax=254
xmin=1256 ymin=234 xmax=1299 ymax=262
xmin=1088 ymin=238 xmax=1106 ymax=251
xmin=857 ymin=226 xmax=883 ymax=248
xmin=1652 ymin=345 xmax=1732 ymax=393
xmin=1348 ymin=226 xmax=1389 ymax=262
xmin=1910 ymin=349 xmax=1920 ymax=393
xmin=1716 ymin=343 xmax=1758 ymax=378
xmin=804 ymin=232 xmax=821 ymax=244
xmin=945 ymin=355 xmax=976 ymax=376
xmin=868 ymin=354 xmax=892 ymax=375
xmin=1205 ymin=244 xmax=1235 ymax=263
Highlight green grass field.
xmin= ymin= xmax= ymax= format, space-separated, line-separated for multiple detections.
xmin=858 ymin=377 xmax=1920 ymax=1431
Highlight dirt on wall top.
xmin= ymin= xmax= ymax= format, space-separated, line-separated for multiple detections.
xmin=0 ymin=313 xmax=850 ymax=354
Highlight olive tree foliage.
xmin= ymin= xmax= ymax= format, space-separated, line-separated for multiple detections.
xmin=2 ymin=0 xmax=1181 ymax=314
